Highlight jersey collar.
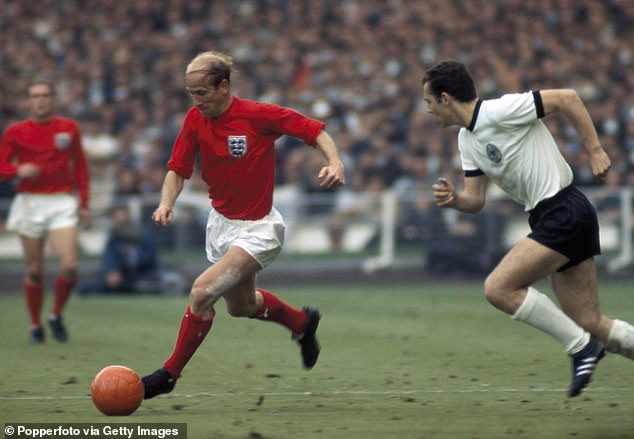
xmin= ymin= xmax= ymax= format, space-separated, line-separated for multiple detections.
xmin=467 ymin=99 xmax=483 ymax=132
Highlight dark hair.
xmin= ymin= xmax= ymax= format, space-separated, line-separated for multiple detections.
xmin=422 ymin=60 xmax=476 ymax=103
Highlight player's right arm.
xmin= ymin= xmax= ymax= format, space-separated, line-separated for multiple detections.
xmin=432 ymin=175 xmax=488 ymax=213
xmin=152 ymin=170 xmax=184 ymax=226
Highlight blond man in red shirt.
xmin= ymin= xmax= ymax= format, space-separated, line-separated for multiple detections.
xmin=142 ymin=52 xmax=345 ymax=399
xmin=0 ymin=81 xmax=90 ymax=343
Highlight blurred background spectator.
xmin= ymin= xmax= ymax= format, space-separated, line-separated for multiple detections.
xmin=77 ymin=203 xmax=159 ymax=294
xmin=2 ymin=1 xmax=633 ymax=196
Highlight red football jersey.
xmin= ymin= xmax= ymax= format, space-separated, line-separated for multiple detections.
xmin=168 ymin=97 xmax=325 ymax=220
xmin=0 ymin=117 xmax=90 ymax=208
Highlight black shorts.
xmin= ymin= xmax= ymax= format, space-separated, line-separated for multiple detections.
xmin=528 ymin=186 xmax=600 ymax=272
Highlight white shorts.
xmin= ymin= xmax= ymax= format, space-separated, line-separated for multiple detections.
xmin=205 ymin=207 xmax=285 ymax=269
xmin=7 ymin=193 xmax=79 ymax=238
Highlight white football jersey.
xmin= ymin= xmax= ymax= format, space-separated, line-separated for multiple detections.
xmin=458 ymin=91 xmax=573 ymax=210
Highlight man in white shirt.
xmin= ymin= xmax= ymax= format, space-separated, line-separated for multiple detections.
xmin=424 ymin=60 xmax=634 ymax=397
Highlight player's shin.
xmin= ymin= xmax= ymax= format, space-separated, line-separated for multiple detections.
xmin=51 ymin=274 xmax=75 ymax=316
xmin=511 ymin=287 xmax=588 ymax=354
xmin=251 ymin=288 xmax=307 ymax=336
xmin=163 ymin=306 xmax=215 ymax=377
xmin=23 ymin=279 xmax=44 ymax=327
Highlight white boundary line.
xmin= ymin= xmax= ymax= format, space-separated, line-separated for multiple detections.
xmin=0 ymin=386 xmax=629 ymax=401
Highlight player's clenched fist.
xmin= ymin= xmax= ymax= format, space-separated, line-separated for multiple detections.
xmin=317 ymin=162 xmax=345 ymax=189
xmin=432 ymin=178 xmax=456 ymax=207
xmin=152 ymin=206 xmax=174 ymax=226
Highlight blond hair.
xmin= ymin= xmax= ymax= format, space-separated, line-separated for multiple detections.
xmin=186 ymin=51 xmax=233 ymax=86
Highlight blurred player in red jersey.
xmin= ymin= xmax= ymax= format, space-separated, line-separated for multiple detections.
xmin=141 ymin=51 xmax=345 ymax=399
xmin=0 ymin=81 xmax=90 ymax=343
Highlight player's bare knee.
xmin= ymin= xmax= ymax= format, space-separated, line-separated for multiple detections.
xmin=484 ymin=289 xmax=506 ymax=310
xmin=60 ymin=267 xmax=78 ymax=282
xmin=483 ymin=276 xmax=502 ymax=305
xmin=189 ymin=282 xmax=220 ymax=313
xmin=26 ymin=272 xmax=42 ymax=285
xmin=483 ymin=276 xmax=514 ymax=311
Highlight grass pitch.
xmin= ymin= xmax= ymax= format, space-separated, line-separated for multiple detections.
xmin=1 ymin=281 xmax=633 ymax=438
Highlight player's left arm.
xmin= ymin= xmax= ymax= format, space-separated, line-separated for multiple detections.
xmin=539 ymin=89 xmax=611 ymax=180
xmin=433 ymin=174 xmax=488 ymax=214
xmin=314 ymin=130 xmax=345 ymax=189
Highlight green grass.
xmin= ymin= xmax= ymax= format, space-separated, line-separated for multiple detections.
xmin=1 ymin=282 xmax=633 ymax=439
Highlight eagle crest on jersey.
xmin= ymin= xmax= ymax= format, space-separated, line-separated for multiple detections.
xmin=486 ymin=143 xmax=502 ymax=164
xmin=54 ymin=132 xmax=72 ymax=150
xmin=227 ymin=135 xmax=248 ymax=158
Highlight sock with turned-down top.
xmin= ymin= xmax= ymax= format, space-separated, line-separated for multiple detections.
xmin=606 ymin=319 xmax=634 ymax=360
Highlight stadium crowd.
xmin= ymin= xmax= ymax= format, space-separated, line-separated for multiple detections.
xmin=1 ymin=0 xmax=633 ymax=220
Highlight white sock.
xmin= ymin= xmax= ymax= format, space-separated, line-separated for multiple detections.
xmin=511 ymin=287 xmax=589 ymax=355
xmin=606 ymin=319 xmax=634 ymax=360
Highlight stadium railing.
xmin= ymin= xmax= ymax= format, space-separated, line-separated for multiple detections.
xmin=0 ymin=185 xmax=631 ymax=275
